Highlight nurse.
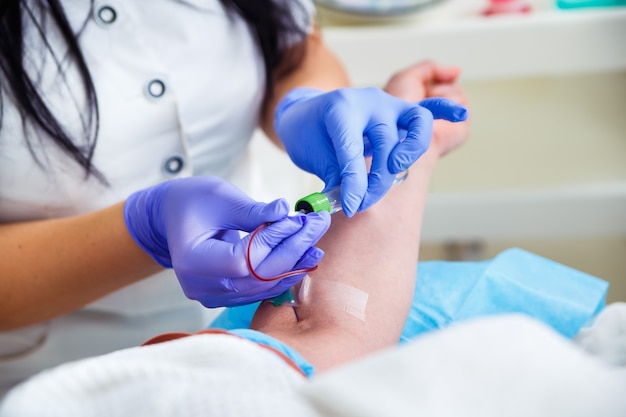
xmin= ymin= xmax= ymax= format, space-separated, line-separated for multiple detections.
xmin=0 ymin=0 xmax=467 ymax=393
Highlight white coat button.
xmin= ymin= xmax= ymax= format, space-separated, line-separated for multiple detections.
xmin=95 ymin=6 xmax=117 ymax=25
xmin=145 ymin=79 xmax=166 ymax=99
xmin=163 ymin=155 xmax=185 ymax=175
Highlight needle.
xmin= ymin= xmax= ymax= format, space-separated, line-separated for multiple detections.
xmin=293 ymin=305 xmax=300 ymax=322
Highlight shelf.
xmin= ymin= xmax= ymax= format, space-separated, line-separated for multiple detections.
xmin=421 ymin=182 xmax=626 ymax=242
xmin=319 ymin=4 xmax=626 ymax=84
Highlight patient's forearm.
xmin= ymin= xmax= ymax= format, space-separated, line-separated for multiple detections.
xmin=250 ymin=152 xmax=437 ymax=372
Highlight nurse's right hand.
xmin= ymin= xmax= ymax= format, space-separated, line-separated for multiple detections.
xmin=123 ymin=176 xmax=330 ymax=307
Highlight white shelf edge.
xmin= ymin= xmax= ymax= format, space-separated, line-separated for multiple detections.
xmin=421 ymin=182 xmax=626 ymax=242
xmin=321 ymin=8 xmax=626 ymax=84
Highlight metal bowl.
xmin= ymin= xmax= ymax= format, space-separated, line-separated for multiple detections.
xmin=313 ymin=0 xmax=444 ymax=17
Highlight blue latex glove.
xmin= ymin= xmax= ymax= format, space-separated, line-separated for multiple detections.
xmin=124 ymin=176 xmax=330 ymax=307
xmin=275 ymin=87 xmax=468 ymax=216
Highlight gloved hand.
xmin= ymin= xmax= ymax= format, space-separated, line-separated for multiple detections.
xmin=274 ymin=87 xmax=468 ymax=217
xmin=124 ymin=176 xmax=330 ymax=307
xmin=383 ymin=61 xmax=471 ymax=159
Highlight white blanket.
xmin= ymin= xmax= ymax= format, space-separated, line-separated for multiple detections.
xmin=303 ymin=308 xmax=626 ymax=417
xmin=0 ymin=333 xmax=317 ymax=417
xmin=2 ymin=305 xmax=625 ymax=417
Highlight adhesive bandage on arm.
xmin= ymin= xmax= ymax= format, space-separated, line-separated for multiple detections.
xmin=270 ymin=275 xmax=369 ymax=322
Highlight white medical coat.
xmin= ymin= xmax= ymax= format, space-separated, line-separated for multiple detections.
xmin=0 ymin=0 xmax=312 ymax=395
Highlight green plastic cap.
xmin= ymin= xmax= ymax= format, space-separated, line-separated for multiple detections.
xmin=295 ymin=192 xmax=331 ymax=214
xmin=270 ymin=288 xmax=296 ymax=307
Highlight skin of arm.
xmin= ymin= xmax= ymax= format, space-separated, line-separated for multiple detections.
xmin=0 ymin=203 xmax=162 ymax=330
xmin=250 ymin=148 xmax=437 ymax=373
xmin=250 ymin=62 xmax=470 ymax=372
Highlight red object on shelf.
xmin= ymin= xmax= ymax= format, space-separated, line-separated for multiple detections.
xmin=483 ymin=0 xmax=532 ymax=15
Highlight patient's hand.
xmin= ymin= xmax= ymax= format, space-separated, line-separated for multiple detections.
xmin=427 ymin=83 xmax=470 ymax=158
xmin=384 ymin=61 xmax=470 ymax=160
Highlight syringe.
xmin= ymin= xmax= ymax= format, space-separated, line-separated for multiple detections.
xmin=295 ymin=170 xmax=409 ymax=214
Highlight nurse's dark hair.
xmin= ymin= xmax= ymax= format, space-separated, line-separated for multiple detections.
xmin=0 ymin=0 xmax=307 ymax=181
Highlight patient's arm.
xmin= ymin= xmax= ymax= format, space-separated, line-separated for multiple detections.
xmin=250 ymin=151 xmax=438 ymax=373
xmin=251 ymin=61 xmax=470 ymax=373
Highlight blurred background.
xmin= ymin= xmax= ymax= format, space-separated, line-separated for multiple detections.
xmin=238 ymin=0 xmax=626 ymax=302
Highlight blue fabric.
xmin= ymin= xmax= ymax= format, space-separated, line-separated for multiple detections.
xmin=210 ymin=303 xmax=315 ymax=377
xmin=399 ymin=260 xmax=491 ymax=342
xmin=210 ymin=302 xmax=260 ymax=330
xmin=209 ymin=248 xmax=609 ymax=372
xmin=401 ymin=248 xmax=608 ymax=341
xmin=225 ymin=328 xmax=315 ymax=377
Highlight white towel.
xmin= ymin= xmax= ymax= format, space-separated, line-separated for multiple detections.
xmin=302 ymin=312 xmax=626 ymax=417
xmin=0 ymin=333 xmax=317 ymax=417
xmin=3 ymin=307 xmax=625 ymax=417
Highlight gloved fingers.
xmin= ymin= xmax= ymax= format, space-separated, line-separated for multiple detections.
xmin=212 ymin=272 xmax=303 ymax=308
xmin=249 ymin=211 xmax=330 ymax=278
xmin=190 ymin=216 xmax=305 ymax=278
xmin=212 ymin=218 xmax=328 ymax=306
xmin=215 ymin=229 xmax=241 ymax=244
xmin=389 ymin=105 xmax=434 ymax=174
xmin=225 ymin=198 xmax=290 ymax=232
xmin=324 ymin=155 xmax=368 ymax=218
xmin=319 ymin=160 xmax=343 ymax=192
xmin=185 ymin=276 xmax=283 ymax=309
xmin=171 ymin=238 xmax=246 ymax=282
xmin=418 ymin=97 xmax=468 ymax=122
xmin=185 ymin=271 xmax=305 ymax=308
xmin=360 ymin=123 xmax=400 ymax=211
xmin=293 ymin=245 xmax=326 ymax=272
xmin=174 ymin=215 xmax=306 ymax=280
xmin=323 ymin=101 xmax=369 ymax=217
xmin=242 ymin=245 xmax=326 ymax=300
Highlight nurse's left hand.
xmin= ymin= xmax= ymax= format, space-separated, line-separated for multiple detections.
xmin=124 ymin=176 xmax=330 ymax=307
xmin=274 ymin=87 xmax=468 ymax=217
